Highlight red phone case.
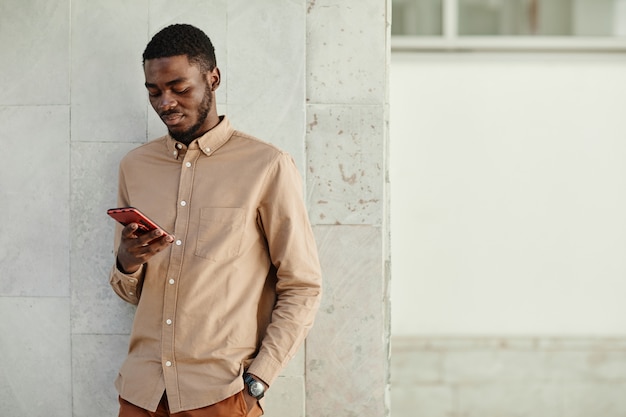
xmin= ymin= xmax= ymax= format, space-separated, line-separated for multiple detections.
xmin=107 ymin=207 xmax=169 ymax=235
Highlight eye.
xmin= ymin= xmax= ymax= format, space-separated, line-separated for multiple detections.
xmin=147 ymin=89 xmax=161 ymax=97
xmin=173 ymin=88 xmax=190 ymax=95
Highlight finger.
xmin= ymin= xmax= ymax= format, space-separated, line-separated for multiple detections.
xmin=150 ymin=233 xmax=175 ymax=251
xmin=121 ymin=223 xmax=140 ymax=238
xmin=136 ymin=229 xmax=168 ymax=246
xmin=136 ymin=232 xmax=174 ymax=253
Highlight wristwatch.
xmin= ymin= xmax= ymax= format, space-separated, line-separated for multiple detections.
xmin=243 ymin=373 xmax=265 ymax=400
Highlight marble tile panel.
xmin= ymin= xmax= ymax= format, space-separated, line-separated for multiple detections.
xmin=306 ymin=225 xmax=387 ymax=417
xmin=226 ymin=0 xmax=306 ymax=173
xmin=306 ymin=104 xmax=385 ymax=226
xmin=442 ymin=350 xmax=539 ymax=384
xmin=227 ymin=0 xmax=305 ymax=106
xmin=0 ymin=106 xmax=70 ymax=297
xmin=306 ymin=0 xmax=387 ymax=105
xmin=70 ymin=141 xmax=140 ymax=334
xmin=264 ymin=375 xmax=305 ymax=417
xmin=391 ymin=385 xmax=455 ymax=417
xmin=0 ymin=297 xmax=71 ymax=416
xmin=72 ymin=334 xmax=130 ymax=417
xmin=146 ymin=103 xmax=167 ymax=143
xmin=578 ymin=350 xmax=626 ymax=382
xmin=228 ymin=103 xmax=306 ymax=175
xmin=457 ymin=382 xmax=563 ymax=417
xmin=149 ymin=0 xmax=228 ymax=104
xmin=441 ymin=345 xmax=626 ymax=385
xmin=71 ymin=0 xmax=149 ymax=142
xmin=391 ymin=348 xmax=442 ymax=384
xmin=281 ymin=346 xmax=305 ymax=377
xmin=0 ymin=0 xmax=70 ymax=105
xmin=543 ymin=349 xmax=626 ymax=383
xmin=563 ymin=383 xmax=626 ymax=417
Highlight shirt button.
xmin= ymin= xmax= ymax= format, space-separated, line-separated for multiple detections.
xmin=175 ymin=240 xmax=182 ymax=246
xmin=169 ymin=279 xmax=175 ymax=285
xmin=176 ymin=143 xmax=183 ymax=149
xmin=129 ymin=292 xmax=134 ymax=296
xmin=165 ymin=361 xmax=172 ymax=367
xmin=166 ymin=319 xmax=172 ymax=325
xmin=185 ymin=162 xmax=192 ymax=168
xmin=180 ymin=201 xmax=187 ymax=206
xmin=129 ymin=278 xmax=136 ymax=284
xmin=205 ymin=147 xmax=211 ymax=153
xmin=173 ymin=151 xmax=178 ymax=157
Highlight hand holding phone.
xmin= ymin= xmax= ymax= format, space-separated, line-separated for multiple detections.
xmin=108 ymin=207 xmax=173 ymax=274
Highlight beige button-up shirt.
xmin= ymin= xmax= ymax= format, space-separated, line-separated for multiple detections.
xmin=109 ymin=116 xmax=322 ymax=413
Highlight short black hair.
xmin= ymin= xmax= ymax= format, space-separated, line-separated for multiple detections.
xmin=143 ymin=24 xmax=216 ymax=73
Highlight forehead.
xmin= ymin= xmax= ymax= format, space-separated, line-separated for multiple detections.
xmin=144 ymin=55 xmax=202 ymax=83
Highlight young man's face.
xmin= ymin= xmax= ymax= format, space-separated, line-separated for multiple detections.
xmin=144 ymin=55 xmax=220 ymax=144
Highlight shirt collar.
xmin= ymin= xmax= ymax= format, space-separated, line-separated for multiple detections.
xmin=165 ymin=115 xmax=234 ymax=160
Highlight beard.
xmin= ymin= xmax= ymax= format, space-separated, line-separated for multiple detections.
xmin=168 ymin=81 xmax=213 ymax=145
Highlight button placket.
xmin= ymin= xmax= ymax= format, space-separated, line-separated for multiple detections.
xmin=161 ymin=147 xmax=199 ymax=378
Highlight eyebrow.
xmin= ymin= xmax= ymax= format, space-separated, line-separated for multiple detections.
xmin=145 ymin=77 xmax=188 ymax=88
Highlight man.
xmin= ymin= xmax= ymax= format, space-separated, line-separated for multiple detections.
xmin=109 ymin=24 xmax=322 ymax=417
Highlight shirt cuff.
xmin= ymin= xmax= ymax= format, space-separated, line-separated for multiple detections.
xmin=246 ymin=351 xmax=284 ymax=387
xmin=109 ymin=263 xmax=145 ymax=304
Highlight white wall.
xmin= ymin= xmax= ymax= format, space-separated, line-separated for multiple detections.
xmin=391 ymin=52 xmax=626 ymax=336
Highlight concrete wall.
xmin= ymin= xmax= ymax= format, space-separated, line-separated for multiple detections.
xmin=0 ymin=1 xmax=390 ymax=416
xmin=391 ymin=336 xmax=626 ymax=417
xmin=390 ymin=52 xmax=626 ymax=415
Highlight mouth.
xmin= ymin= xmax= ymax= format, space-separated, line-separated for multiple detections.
xmin=161 ymin=112 xmax=184 ymax=126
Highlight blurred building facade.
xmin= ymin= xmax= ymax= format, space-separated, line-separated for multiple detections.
xmin=391 ymin=1 xmax=626 ymax=416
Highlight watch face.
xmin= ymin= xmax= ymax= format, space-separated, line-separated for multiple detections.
xmin=250 ymin=381 xmax=264 ymax=397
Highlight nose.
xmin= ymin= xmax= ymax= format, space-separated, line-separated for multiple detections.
xmin=157 ymin=92 xmax=177 ymax=111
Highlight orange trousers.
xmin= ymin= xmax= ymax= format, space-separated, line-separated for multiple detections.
xmin=118 ymin=391 xmax=262 ymax=417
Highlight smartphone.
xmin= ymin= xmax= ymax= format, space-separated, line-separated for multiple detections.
xmin=107 ymin=207 xmax=171 ymax=236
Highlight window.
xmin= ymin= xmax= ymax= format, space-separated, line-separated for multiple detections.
xmin=392 ymin=0 xmax=626 ymax=51
xmin=392 ymin=0 xmax=443 ymax=36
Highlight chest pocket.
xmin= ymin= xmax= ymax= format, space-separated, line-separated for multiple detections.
xmin=195 ymin=207 xmax=246 ymax=261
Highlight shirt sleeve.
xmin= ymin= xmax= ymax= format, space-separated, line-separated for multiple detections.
xmin=108 ymin=159 xmax=146 ymax=306
xmin=247 ymin=152 xmax=323 ymax=386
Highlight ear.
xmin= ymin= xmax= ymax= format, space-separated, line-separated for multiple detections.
xmin=207 ymin=67 xmax=221 ymax=91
